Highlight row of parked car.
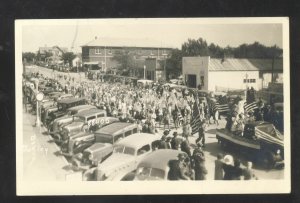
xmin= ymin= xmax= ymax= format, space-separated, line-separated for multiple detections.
xmin=32 ymin=78 xmax=190 ymax=181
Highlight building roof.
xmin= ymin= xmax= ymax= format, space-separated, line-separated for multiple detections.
xmin=82 ymin=37 xmax=173 ymax=49
xmin=248 ymin=58 xmax=283 ymax=72
xmin=209 ymin=58 xmax=259 ymax=71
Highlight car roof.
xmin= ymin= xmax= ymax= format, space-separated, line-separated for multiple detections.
xmin=67 ymin=104 xmax=96 ymax=111
xmin=138 ymin=149 xmax=184 ymax=170
xmin=74 ymin=108 xmax=105 ymax=117
xmin=116 ymin=133 xmax=161 ymax=149
xmin=58 ymin=97 xmax=85 ymax=104
xmin=94 ymin=122 xmax=137 ymax=135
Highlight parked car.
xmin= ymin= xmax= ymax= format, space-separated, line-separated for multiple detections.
xmin=60 ymin=117 xmax=119 ymax=157
xmin=46 ymin=97 xmax=87 ymax=124
xmin=132 ymin=149 xmax=191 ymax=181
xmin=81 ymin=122 xmax=139 ymax=166
xmin=55 ymin=108 xmax=107 ymax=142
xmin=48 ymin=105 xmax=97 ymax=135
xmin=83 ymin=133 xmax=161 ymax=181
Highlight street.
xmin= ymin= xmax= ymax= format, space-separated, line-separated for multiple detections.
xmin=23 ymin=65 xmax=284 ymax=180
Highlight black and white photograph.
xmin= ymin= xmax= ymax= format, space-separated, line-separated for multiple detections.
xmin=15 ymin=18 xmax=290 ymax=195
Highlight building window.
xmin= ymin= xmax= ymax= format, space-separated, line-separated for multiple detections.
xmin=95 ymin=48 xmax=101 ymax=54
xmin=150 ymin=50 xmax=154 ymax=55
xmin=162 ymin=49 xmax=168 ymax=55
xmin=108 ymin=49 xmax=112 ymax=54
xmin=250 ymin=79 xmax=256 ymax=83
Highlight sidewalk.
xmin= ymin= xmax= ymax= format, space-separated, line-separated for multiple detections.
xmin=22 ymin=108 xmax=71 ymax=181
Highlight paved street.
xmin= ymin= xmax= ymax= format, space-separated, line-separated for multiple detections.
xmin=23 ymin=65 xmax=284 ymax=180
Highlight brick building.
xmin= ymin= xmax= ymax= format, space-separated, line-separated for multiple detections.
xmin=81 ymin=37 xmax=173 ymax=76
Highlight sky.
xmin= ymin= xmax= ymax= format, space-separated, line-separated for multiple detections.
xmin=21 ymin=18 xmax=284 ymax=53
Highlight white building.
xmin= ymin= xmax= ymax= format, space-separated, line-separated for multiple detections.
xmin=182 ymin=56 xmax=260 ymax=92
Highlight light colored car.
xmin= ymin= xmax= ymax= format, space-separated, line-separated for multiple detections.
xmin=134 ymin=149 xmax=189 ymax=181
xmin=83 ymin=133 xmax=161 ymax=181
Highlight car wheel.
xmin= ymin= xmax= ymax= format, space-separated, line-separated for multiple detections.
xmin=261 ymin=151 xmax=275 ymax=170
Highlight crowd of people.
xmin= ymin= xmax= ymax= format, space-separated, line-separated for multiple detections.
xmin=24 ymin=70 xmax=268 ymax=181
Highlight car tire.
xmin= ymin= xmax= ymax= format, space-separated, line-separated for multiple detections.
xmin=261 ymin=151 xmax=275 ymax=170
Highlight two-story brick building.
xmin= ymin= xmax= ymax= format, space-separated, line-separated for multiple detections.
xmin=81 ymin=37 xmax=173 ymax=76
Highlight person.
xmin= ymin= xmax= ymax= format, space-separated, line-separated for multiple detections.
xmin=222 ymin=155 xmax=235 ymax=180
xmin=181 ymin=136 xmax=191 ymax=157
xmin=196 ymin=122 xmax=206 ymax=147
xmin=231 ymin=158 xmax=243 ymax=180
xmin=158 ymin=135 xmax=169 ymax=149
xmin=214 ymin=153 xmax=224 ymax=180
xmin=243 ymin=161 xmax=258 ymax=180
xmin=193 ymin=147 xmax=207 ymax=180
xmin=163 ymin=110 xmax=171 ymax=131
xmin=168 ymin=153 xmax=192 ymax=180
xmin=171 ymin=131 xmax=182 ymax=150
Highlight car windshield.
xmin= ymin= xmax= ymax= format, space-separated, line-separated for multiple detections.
xmin=95 ymin=134 xmax=113 ymax=144
xmin=256 ymin=124 xmax=283 ymax=140
xmin=136 ymin=167 xmax=165 ymax=180
xmin=113 ymin=145 xmax=135 ymax=155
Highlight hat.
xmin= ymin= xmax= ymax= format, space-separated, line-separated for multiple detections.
xmin=177 ymin=153 xmax=186 ymax=160
xmin=224 ymin=155 xmax=234 ymax=166
xmin=173 ymin=132 xmax=178 ymax=136
xmin=163 ymin=130 xmax=169 ymax=136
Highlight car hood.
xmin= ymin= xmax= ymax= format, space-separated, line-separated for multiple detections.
xmin=64 ymin=122 xmax=84 ymax=131
xmin=98 ymin=154 xmax=135 ymax=175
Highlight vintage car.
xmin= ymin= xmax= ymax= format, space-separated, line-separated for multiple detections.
xmin=83 ymin=133 xmax=161 ymax=181
xmin=60 ymin=117 xmax=119 ymax=157
xmin=81 ymin=122 xmax=139 ymax=166
xmin=48 ymin=105 xmax=97 ymax=135
xmin=131 ymin=149 xmax=192 ymax=181
xmin=46 ymin=97 xmax=87 ymax=124
xmin=55 ymin=108 xmax=107 ymax=142
xmin=216 ymin=121 xmax=284 ymax=169
xmin=52 ymin=93 xmax=73 ymax=102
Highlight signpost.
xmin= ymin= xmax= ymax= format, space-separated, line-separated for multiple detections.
xmin=35 ymin=92 xmax=44 ymax=127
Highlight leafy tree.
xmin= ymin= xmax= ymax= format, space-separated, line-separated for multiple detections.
xmin=22 ymin=52 xmax=36 ymax=63
xmin=182 ymin=38 xmax=210 ymax=56
xmin=61 ymin=52 xmax=76 ymax=67
xmin=112 ymin=49 xmax=136 ymax=76
xmin=165 ymin=48 xmax=183 ymax=79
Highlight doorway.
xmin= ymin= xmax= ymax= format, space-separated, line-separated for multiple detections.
xmin=187 ymin=74 xmax=197 ymax=88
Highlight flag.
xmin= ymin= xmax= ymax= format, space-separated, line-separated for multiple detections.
xmin=244 ymin=101 xmax=258 ymax=113
xmin=191 ymin=101 xmax=201 ymax=135
xmin=210 ymin=101 xmax=230 ymax=114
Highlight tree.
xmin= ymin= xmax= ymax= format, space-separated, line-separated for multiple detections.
xmin=112 ymin=49 xmax=136 ymax=76
xmin=61 ymin=52 xmax=76 ymax=67
xmin=165 ymin=48 xmax=183 ymax=79
xmin=182 ymin=38 xmax=210 ymax=56
xmin=22 ymin=52 xmax=36 ymax=63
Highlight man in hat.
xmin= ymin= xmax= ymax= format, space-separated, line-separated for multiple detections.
xmin=222 ymin=154 xmax=235 ymax=180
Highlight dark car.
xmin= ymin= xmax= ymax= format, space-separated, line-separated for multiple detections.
xmin=216 ymin=121 xmax=284 ymax=169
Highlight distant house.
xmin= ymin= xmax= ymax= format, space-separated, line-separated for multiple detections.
xmin=72 ymin=54 xmax=82 ymax=69
xmin=81 ymin=37 xmax=173 ymax=74
xmin=182 ymin=56 xmax=260 ymax=91
xmin=248 ymin=58 xmax=283 ymax=88
xmin=38 ymin=46 xmax=68 ymax=64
